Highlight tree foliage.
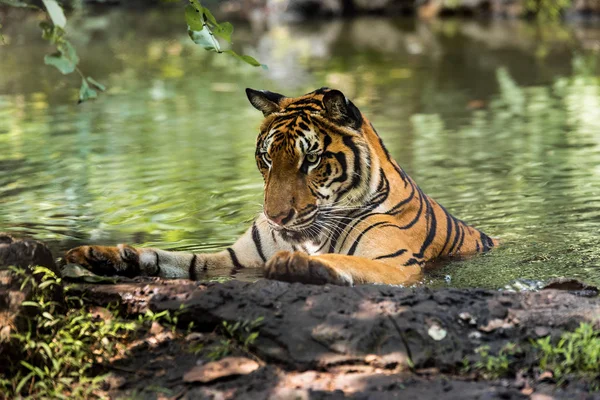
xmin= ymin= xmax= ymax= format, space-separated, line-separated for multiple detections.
xmin=0 ymin=0 xmax=264 ymax=103
xmin=184 ymin=0 xmax=265 ymax=68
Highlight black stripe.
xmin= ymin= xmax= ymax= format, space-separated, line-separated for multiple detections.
xmin=347 ymin=221 xmax=390 ymax=255
xmin=251 ymin=222 xmax=267 ymax=262
xmin=414 ymin=191 xmax=438 ymax=259
xmin=323 ymin=134 xmax=332 ymax=150
xmin=343 ymin=135 xmax=362 ymax=189
xmin=386 ymin=180 xmax=416 ymax=215
xmin=367 ymin=175 xmax=389 ymax=208
xmin=333 ymin=213 xmax=369 ymax=253
xmin=189 ymin=254 xmax=198 ymax=281
xmin=375 ymin=248 xmax=407 ymax=260
xmin=453 ymin=225 xmax=466 ymax=255
xmin=330 ymin=151 xmax=348 ymax=183
xmin=372 ymin=122 xmax=410 ymax=188
xmin=437 ymin=210 xmax=453 ymax=257
xmin=311 ymin=118 xmax=354 ymax=138
xmin=397 ymin=190 xmax=424 ymax=229
xmin=480 ymin=232 xmax=494 ymax=252
xmin=404 ymin=257 xmax=423 ymax=266
xmin=447 ymin=220 xmax=462 ymax=255
xmin=288 ymin=99 xmax=323 ymax=107
xmin=283 ymin=105 xmax=321 ymax=113
xmin=227 ymin=248 xmax=245 ymax=269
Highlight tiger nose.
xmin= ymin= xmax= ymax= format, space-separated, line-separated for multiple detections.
xmin=268 ymin=208 xmax=296 ymax=226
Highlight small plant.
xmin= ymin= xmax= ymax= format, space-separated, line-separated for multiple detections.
xmin=207 ymin=317 xmax=264 ymax=361
xmin=474 ymin=342 xmax=520 ymax=379
xmin=460 ymin=357 xmax=471 ymax=374
xmin=207 ymin=338 xmax=235 ymax=361
xmin=188 ymin=342 xmax=205 ymax=355
xmin=138 ymin=303 xmax=193 ymax=334
xmin=222 ymin=317 xmax=264 ymax=349
xmin=534 ymin=322 xmax=600 ymax=383
xmin=0 ymin=266 xmax=185 ymax=398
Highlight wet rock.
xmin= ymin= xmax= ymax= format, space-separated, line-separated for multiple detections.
xmin=541 ymin=278 xmax=599 ymax=298
xmin=0 ymin=233 xmax=56 ymax=272
xmin=183 ymin=357 xmax=260 ymax=383
xmin=427 ymin=323 xmax=448 ymax=341
xmin=73 ymin=279 xmax=600 ymax=374
xmin=77 ymin=278 xmax=600 ymax=399
xmin=185 ymin=332 xmax=206 ymax=342
xmin=0 ymin=233 xmax=61 ymax=329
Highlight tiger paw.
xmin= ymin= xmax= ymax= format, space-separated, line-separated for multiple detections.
xmin=264 ymin=251 xmax=352 ymax=286
xmin=63 ymin=244 xmax=147 ymax=277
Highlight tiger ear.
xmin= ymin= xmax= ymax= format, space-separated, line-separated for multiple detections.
xmin=322 ymin=90 xmax=362 ymax=130
xmin=246 ymin=88 xmax=285 ymax=116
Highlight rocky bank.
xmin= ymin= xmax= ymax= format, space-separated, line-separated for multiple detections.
xmin=1 ymin=234 xmax=600 ymax=399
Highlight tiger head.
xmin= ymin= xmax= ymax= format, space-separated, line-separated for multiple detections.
xmin=246 ymin=87 xmax=375 ymax=241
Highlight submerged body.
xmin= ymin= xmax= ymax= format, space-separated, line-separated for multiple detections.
xmin=65 ymin=88 xmax=497 ymax=286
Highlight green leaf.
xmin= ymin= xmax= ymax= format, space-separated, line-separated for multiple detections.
xmin=213 ymin=21 xmax=233 ymax=43
xmin=20 ymin=360 xmax=43 ymax=376
xmin=38 ymin=280 xmax=55 ymax=290
xmin=185 ymin=3 xmax=265 ymax=68
xmin=189 ymin=0 xmax=203 ymax=10
xmin=224 ymin=50 xmax=265 ymax=68
xmin=44 ymin=52 xmax=76 ymax=74
xmin=41 ymin=0 xmax=67 ymax=29
xmin=199 ymin=6 xmax=232 ymax=43
xmin=59 ymin=41 xmax=79 ymax=65
xmin=78 ymin=78 xmax=97 ymax=104
xmin=188 ymin=28 xmax=220 ymax=52
xmin=184 ymin=4 xmax=204 ymax=31
xmin=201 ymin=6 xmax=219 ymax=27
xmin=38 ymin=342 xmax=53 ymax=359
xmin=21 ymin=301 xmax=42 ymax=308
xmin=15 ymin=372 xmax=35 ymax=395
xmin=87 ymin=77 xmax=106 ymax=92
xmin=40 ymin=21 xmax=53 ymax=40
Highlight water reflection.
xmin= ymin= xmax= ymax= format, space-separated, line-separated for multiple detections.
xmin=0 ymin=8 xmax=599 ymax=287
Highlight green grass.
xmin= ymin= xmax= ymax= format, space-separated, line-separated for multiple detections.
xmin=0 ymin=265 xmax=263 ymax=398
xmin=469 ymin=323 xmax=600 ymax=388
xmin=0 ymin=266 xmax=180 ymax=399
xmin=535 ymin=323 xmax=600 ymax=384
xmin=473 ymin=342 xmax=520 ymax=379
xmin=207 ymin=317 xmax=263 ymax=361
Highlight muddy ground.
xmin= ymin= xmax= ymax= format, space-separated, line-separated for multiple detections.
xmin=73 ymin=278 xmax=600 ymax=399
xmin=2 ymin=234 xmax=600 ymax=399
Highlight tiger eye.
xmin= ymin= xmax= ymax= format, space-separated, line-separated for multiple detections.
xmin=306 ymin=153 xmax=320 ymax=164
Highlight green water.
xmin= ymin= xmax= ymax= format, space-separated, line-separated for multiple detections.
xmin=1 ymin=9 xmax=600 ymax=288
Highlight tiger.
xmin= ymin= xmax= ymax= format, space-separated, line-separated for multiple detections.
xmin=64 ymin=88 xmax=498 ymax=286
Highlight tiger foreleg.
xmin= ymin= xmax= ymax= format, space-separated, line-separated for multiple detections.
xmin=64 ymin=244 xmax=243 ymax=279
xmin=64 ymin=216 xmax=290 ymax=279
xmin=264 ymin=252 xmax=422 ymax=286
